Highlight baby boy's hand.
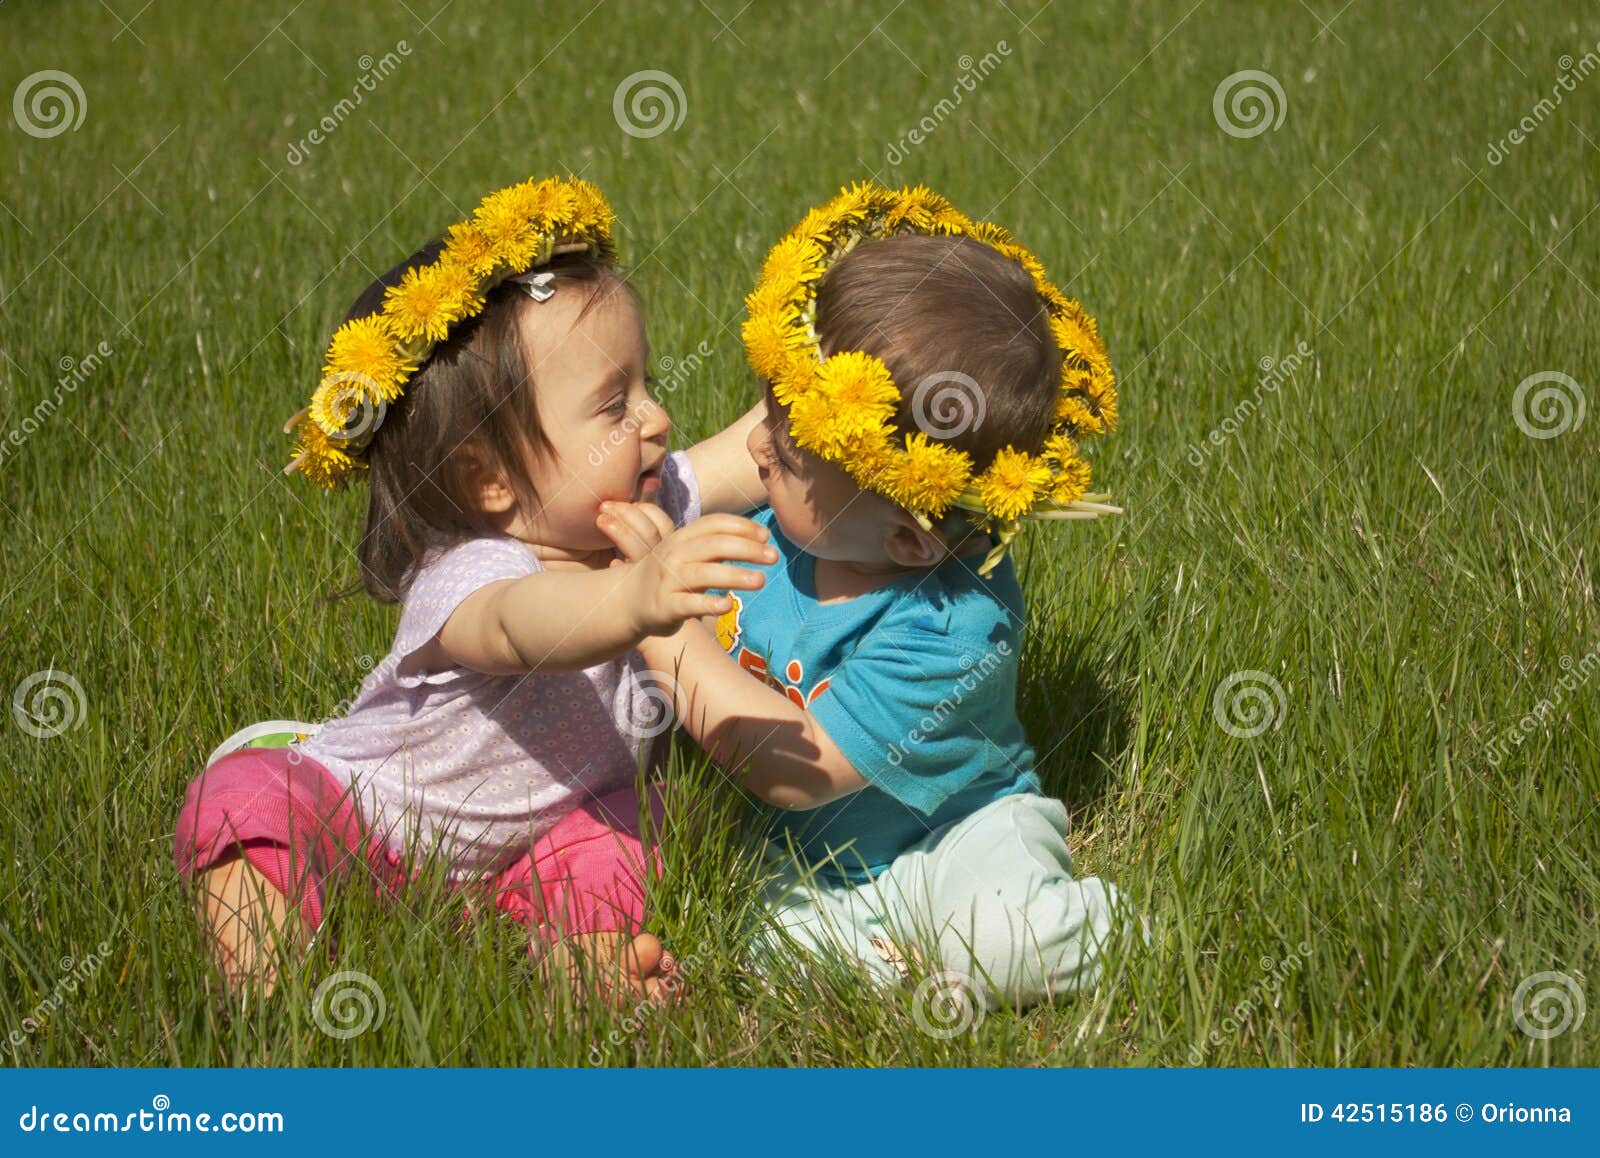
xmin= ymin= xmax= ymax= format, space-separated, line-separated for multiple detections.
xmin=597 ymin=502 xmax=776 ymax=638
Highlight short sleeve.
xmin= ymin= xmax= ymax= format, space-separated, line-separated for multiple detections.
xmin=392 ymin=537 xmax=540 ymax=687
xmin=657 ymin=449 xmax=702 ymax=528
xmin=807 ymin=625 xmax=1021 ymax=816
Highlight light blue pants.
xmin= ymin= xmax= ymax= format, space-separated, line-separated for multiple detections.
xmin=758 ymin=793 xmax=1123 ymax=1009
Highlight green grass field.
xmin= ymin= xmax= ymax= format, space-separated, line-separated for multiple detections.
xmin=2 ymin=0 xmax=1596 ymax=1066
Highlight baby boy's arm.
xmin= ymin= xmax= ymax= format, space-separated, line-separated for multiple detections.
xmin=635 ymin=619 xmax=869 ymax=810
xmin=683 ymin=400 xmax=767 ymax=515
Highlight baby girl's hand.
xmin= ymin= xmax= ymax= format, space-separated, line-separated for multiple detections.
xmin=597 ymin=501 xmax=776 ymax=638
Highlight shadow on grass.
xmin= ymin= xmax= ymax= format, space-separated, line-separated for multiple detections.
xmin=1017 ymin=639 xmax=1127 ymax=823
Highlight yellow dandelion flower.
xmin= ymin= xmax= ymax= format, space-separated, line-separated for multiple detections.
xmin=785 ymin=205 xmax=837 ymax=247
xmin=742 ymin=304 xmax=808 ymax=384
xmin=769 ymin=353 xmax=817 ymax=408
xmin=1038 ymin=283 xmax=1072 ymax=317
xmin=815 ymin=350 xmax=899 ymax=415
xmin=1055 ymin=392 xmax=1105 ymax=437
xmin=529 ymin=177 xmax=578 ymax=227
xmin=759 ymin=236 xmax=827 ymax=295
xmin=786 ymin=391 xmax=850 ymax=457
xmin=290 ymin=420 xmax=359 ymax=489
xmin=825 ymin=182 xmax=878 ymax=229
xmin=1041 ymin=430 xmax=1078 ymax=464
xmin=746 ymin=277 xmax=807 ymax=320
xmin=844 ymin=427 xmax=895 ymax=482
xmin=1047 ymin=453 xmax=1092 ymax=506
xmin=564 ymin=178 xmax=614 ymax=233
xmin=993 ymin=241 xmax=1047 ymax=287
xmin=966 ymin=220 xmax=1015 ymax=249
xmin=1051 ymin=306 xmax=1109 ymax=372
xmin=790 ymin=356 xmax=902 ymax=457
xmin=928 ymin=204 xmax=974 ymax=235
xmin=474 ymin=198 xmax=541 ymax=270
xmin=1084 ymin=365 xmax=1118 ymax=431
xmin=431 ymin=258 xmax=486 ymax=322
xmin=383 ymin=264 xmax=459 ymax=343
xmin=885 ymin=185 xmax=944 ymax=231
xmin=324 ymin=316 xmax=408 ymax=401
xmin=484 ymin=180 xmax=543 ymax=223
xmin=442 ymin=221 xmax=499 ymax=277
xmin=844 ymin=448 xmax=895 ymax=495
xmin=979 ymin=447 xmax=1053 ymax=522
xmin=1057 ymin=361 xmax=1116 ymax=432
xmin=1082 ymin=359 xmax=1116 ymax=400
xmin=884 ymin=432 xmax=973 ymax=517
xmin=309 ymin=378 xmax=363 ymax=436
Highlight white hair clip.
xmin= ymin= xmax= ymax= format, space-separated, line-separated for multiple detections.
xmin=508 ymin=269 xmax=557 ymax=301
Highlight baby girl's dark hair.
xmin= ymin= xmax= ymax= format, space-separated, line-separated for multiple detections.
xmin=809 ymin=233 xmax=1062 ymax=470
xmin=342 ymin=242 xmax=627 ymax=601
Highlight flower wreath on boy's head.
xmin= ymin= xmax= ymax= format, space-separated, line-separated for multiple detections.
xmin=283 ymin=175 xmax=619 ymax=490
xmin=742 ymin=181 xmax=1121 ymax=577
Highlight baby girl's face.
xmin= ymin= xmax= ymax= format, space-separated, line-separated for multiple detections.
xmin=747 ymin=400 xmax=898 ymax=564
xmin=512 ymin=283 xmax=671 ymax=553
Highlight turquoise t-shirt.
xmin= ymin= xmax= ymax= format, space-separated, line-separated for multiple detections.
xmin=712 ymin=507 xmax=1041 ymax=883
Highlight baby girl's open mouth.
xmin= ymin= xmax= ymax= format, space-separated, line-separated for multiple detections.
xmin=637 ymin=462 xmax=664 ymax=496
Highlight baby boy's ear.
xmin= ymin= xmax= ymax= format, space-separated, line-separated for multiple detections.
xmin=881 ymin=510 xmax=948 ymax=570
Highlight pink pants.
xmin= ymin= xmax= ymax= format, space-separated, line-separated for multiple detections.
xmin=172 ymin=747 xmax=662 ymax=940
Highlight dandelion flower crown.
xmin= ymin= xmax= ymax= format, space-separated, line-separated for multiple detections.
xmin=284 ymin=175 xmax=619 ymax=489
xmin=742 ymin=182 xmax=1120 ymax=576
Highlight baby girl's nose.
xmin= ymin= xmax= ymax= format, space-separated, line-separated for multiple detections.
xmin=640 ymin=396 xmax=671 ymax=438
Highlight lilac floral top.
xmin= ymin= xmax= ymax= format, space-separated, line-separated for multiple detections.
xmin=299 ymin=451 xmax=701 ymax=878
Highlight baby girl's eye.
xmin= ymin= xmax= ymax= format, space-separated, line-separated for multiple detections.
xmin=604 ymin=395 xmax=630 ymax=418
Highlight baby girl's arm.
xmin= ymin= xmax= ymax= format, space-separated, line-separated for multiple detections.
xmin=599 ymin=501 xmax=868 ymax=810
xmin=433 ymin=515 xmax=775 ymax=676
xmin=683 ymin=400 xmax=767 ymax=515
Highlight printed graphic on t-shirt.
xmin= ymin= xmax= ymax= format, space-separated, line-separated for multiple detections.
xmin=714 ymin=593 xmax=831 ymax=709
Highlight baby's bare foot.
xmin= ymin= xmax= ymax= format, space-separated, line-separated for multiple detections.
xmin=541 ymin=931 xmax=685 ymax=1008
xmin=617 ymin=932 xmax=685 ymax=1006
